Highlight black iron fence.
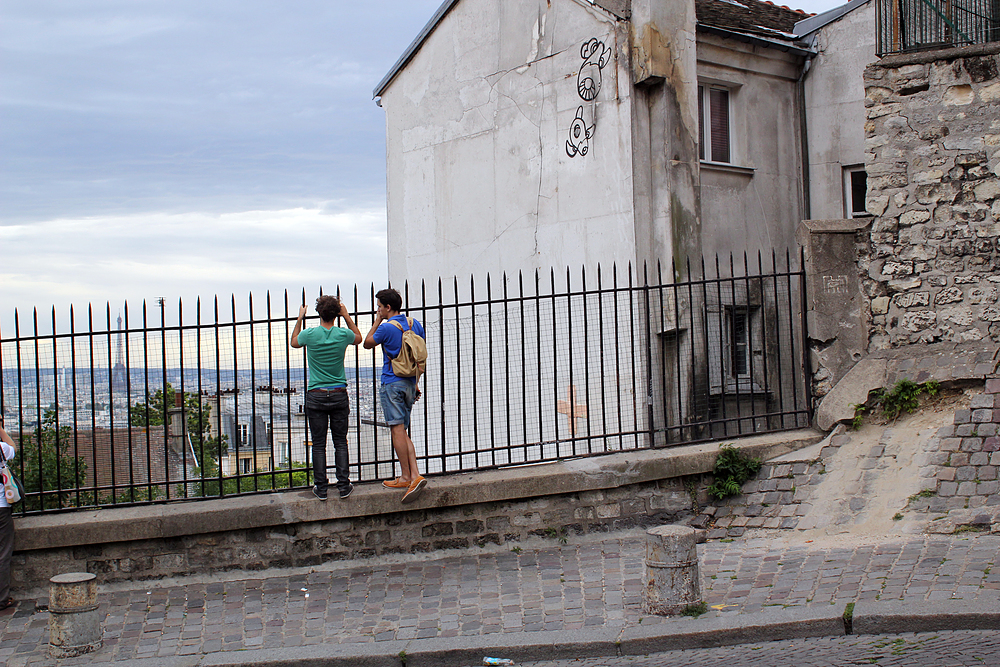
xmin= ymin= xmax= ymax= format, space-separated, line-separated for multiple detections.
xmin=0 ymin=252 xmax=811 ymax=514
xmin=876 ymin=0 xmax=1000 ymax=56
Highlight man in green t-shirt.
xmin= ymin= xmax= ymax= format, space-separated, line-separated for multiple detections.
xmin=291 ymin=295 xmax=362 ymax=500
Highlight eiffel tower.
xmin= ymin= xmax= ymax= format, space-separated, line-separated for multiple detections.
xmin=112 ymin=313 xmax=127 ymax=393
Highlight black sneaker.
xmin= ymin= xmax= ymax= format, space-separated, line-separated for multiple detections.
xmin=340 ymin=483 xmax=355 ymax=499
xmin=312 ymin=485 xmax=327 ymax=501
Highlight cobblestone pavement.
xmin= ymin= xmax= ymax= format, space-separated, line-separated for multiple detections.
xmin=0 ymin=532 xmax=998 ymax=665
xmin=518 ymin=629 xmax=1000 ymax=666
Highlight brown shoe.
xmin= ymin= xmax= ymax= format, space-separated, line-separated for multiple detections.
xmin=401 ymin=476 xmax=427 ymax=504
xmin=0 ymin=597 xmax=14 ymax=611
xmin=382 ymin=478 xmax=409 ymax=489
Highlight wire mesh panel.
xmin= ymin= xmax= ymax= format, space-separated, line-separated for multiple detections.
xmin=0 ymin=253 xmax=811 ymax=514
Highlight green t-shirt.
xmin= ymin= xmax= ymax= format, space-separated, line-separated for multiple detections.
xmin=297 ymin=325 xmax=357 ymax=390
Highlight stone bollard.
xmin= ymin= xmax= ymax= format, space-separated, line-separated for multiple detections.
xmin=49 ymin=572 xmax=102 ymax=658
xmin=642 ymin=525 xmax=702 ymax=615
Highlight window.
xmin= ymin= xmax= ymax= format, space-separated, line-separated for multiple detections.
xmin=698 ymin=84 xmax=730 ymax=164
xmin=238 ymin=423 xmax=248 ymax=446
xmin=241 ymin=457 xmax=252 ymax=474
xmin=727 ymin=307 xmax=750 ymax=378
xmin=707 ymin=302 xmax=763 ymax=394
xmin=844 ymin=166 xmax=869 ymax=218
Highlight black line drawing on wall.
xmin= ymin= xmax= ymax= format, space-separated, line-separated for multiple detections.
xmin=565 ymin=106 xmax=594 ymax=157
xmin=577 ymin=38 xmax=611 ymax=101
xmin=565 ymin=37 xmax=610 ymax=158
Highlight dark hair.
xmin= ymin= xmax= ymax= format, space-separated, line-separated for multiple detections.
xmin=375 ymin=288 xmax=402 ymax=312
xmin=315 ymin=295 xmax=341 ymax=322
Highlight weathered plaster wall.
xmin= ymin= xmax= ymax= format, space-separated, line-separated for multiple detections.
xmin=863 ymin=47 xmax=1000 ymax=349
xmin=803 ymin=0 xmax=875 ymax=220
xmin=381 ymin=0 xmax=636 ymax=287
xmin=697 ymin=36 xmax=808 ymax=260
xmin=798 ymin=218 xmax=871 ymax=398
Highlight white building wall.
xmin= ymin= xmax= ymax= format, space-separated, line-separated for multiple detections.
xmin=381 ymin=0 xmax=638 ymax=288
xmin=803 ymin=1 xmax=875 ymax=220
xmin=696 ymin=36 xmax=808 ymax=260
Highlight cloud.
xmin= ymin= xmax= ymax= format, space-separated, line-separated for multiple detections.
xmin=0 ymin=206 xmax=388 ymax=333
xmin=0 ymin=0 xmax=441 ymax=336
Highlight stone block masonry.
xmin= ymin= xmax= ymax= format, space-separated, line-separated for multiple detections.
xmin=863 ymin=46 xmax=1000 ymax=350
xmin=9 ymin=430 xmax=820 ymax=592
xmin=914 ymin=378 xmax=1000 ymax=530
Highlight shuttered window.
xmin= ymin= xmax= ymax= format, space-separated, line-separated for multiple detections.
xmin=698 ymin=84 xmax=731 ymax=164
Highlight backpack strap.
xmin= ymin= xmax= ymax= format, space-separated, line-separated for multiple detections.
xmin=389 ymin=317 xmax=413 ymax=332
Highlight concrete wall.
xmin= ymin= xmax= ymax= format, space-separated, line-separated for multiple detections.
xmin=10 ymin=429 xmax=819 ymax=592
xmin=799 ymin=218 xmax=871 ymax=398
xmin=697 ymin=35 xmax=808 ymax=259
xmin=381 ymin=0 xmax=636 ymax=287
xmin=803 ymin=0 xmax=875 ymax=220
xmin=863 ymin=45 xmax=1000 ymax=350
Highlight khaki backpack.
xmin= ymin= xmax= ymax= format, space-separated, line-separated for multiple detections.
xmin=389 ymin=317 xmax=427 ymax=379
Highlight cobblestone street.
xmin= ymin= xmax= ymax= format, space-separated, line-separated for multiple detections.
xmin=1 ymin=532 xmax=998 ymax=665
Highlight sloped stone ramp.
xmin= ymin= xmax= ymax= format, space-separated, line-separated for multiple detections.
xmin=701 ymin=382 xmax=1000 ymax=540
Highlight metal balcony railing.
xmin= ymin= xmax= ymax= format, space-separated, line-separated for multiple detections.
xmin=877 ymin=0 xmax=1000 ymax=56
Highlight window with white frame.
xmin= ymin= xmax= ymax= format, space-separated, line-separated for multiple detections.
xmin=238 ymin=423 xmax=248 ymax=446
xmin=843 ymin=166 xmax=869 ymax=217
xmin=241 ymin=457 xmax=252 ymax=474
xmin=698 ymin=84 xmax=731 ymax=164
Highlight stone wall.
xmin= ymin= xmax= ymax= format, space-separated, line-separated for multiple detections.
xmin=10 ymin=431 xmax=819 ymax=592
xmin=15 ymin=478 xmax=698 ymax=591
xmin=913 ymin=377 xmax=1000 ymax=518
xmin=862 ymin=46 xmax=1000 ymax=350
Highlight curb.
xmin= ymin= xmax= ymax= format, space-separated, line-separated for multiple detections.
xmin=852 ymin=599 xmax=1000 ymax=634
xmin=9 ymin=600 xmax=1000 ymax=667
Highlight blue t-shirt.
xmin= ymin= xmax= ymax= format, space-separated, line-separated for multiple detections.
xmin=372 ymin=315 xmax=425 ymax=385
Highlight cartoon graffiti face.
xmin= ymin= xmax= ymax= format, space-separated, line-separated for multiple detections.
xmin=577 ymin=38 xmax=610 ymax=102
xmin=566 ymin=106 xmax=594 ymax=158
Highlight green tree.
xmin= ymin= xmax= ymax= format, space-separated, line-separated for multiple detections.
xmin=17 ymin=409 xmax=90 ymax=511
xmin=131 ymin=382 xmax=226 ymax=467
xmin=131 ymin=382 xmax=229 ymax=497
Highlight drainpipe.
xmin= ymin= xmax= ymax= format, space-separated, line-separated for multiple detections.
xmin=797 ymin=37 xmax=817 ymax=221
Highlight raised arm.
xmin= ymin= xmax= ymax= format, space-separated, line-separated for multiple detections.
xmin=363 ymin=311 xmax=385 ymax=349
xmin=340 ymin=302 xmax=363 ymax=345
xmin=0 ymin=421 xmax=15 ymax=457
xmin=290 ymin=304 xmax=308 ymax=348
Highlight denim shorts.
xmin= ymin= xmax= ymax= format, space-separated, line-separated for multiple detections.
xmin=380 ymin=380 xmax=417 ymax=429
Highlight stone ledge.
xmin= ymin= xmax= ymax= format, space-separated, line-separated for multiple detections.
xmin=13 ymin=429 xmax=822 ymax=553
xmin=800 ymin=218 xmax=873 ymax=235
xmin=871 ymin=42 xmax=1000 ymax=69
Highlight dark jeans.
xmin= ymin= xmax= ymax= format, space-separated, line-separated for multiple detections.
xmin=305 ymin=390 xmax=350 ymax=495
xmin=0 ymin=507 xmax=11 ymax=602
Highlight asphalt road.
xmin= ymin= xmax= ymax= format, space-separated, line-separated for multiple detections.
xmin=514 ymin=630 xmax=1000 ymax=666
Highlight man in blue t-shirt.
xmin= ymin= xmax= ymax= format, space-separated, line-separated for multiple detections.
xmin=291 ymin=295 xmax=362 ymax=500
xmin=364 ymin=288 xmax=428 ymax=504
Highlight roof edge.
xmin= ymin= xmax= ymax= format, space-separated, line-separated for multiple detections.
xmin=697 ymin=23 xmax=816 ymax=56
xmin=793 ymin=0 xmax=871 ymax=38
xmin=373 ymin=0 xmax=462 ymax=100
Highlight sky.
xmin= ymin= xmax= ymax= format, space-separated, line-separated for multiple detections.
xmin=0 ymin=0 xmax=846 ymax=334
